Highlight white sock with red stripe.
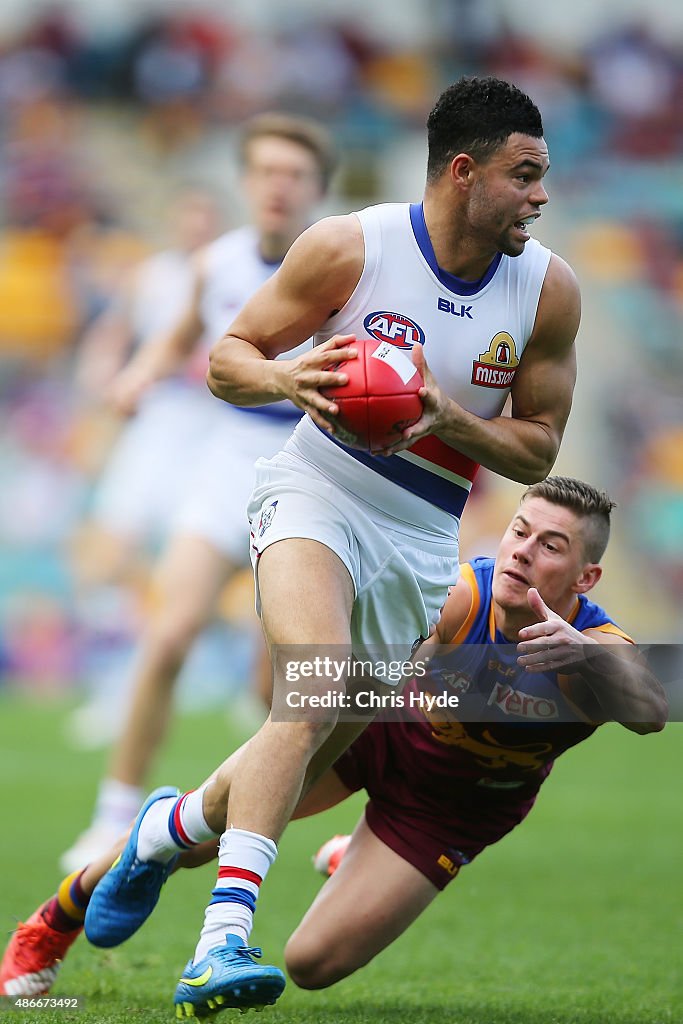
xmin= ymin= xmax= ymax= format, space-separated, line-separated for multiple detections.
xmin=136 ymin=783 xmax=217 ymax=863
xmin=193 ymin=828 xmax=277 ymax=963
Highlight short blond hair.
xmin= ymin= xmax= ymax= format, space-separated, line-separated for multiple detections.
xmin=521 ymin=476 xmax=616 ymax=563
xmin=239 ymin=112 xmax=337 ymax=191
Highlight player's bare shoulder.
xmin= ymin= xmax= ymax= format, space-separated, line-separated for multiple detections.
xmin=531 ymin=252 xmax=581 ymax=349
xmin=277 ymin=215 xmax=362 ymax=305
xmin=296 ymin=213 xmax=364 ymax=258
xmin=419 ymin=572 xmax=474 ymax=651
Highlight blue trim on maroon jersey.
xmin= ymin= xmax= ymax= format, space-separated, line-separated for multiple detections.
xmin=464 ymin=556 xmax=621 ymax=643
xmin=316 ymin=424 xmax=468 ymax=517
xmin=410 ymin=204 xmax=502 ymax=296
xmin=461 ymin=557 xmax=492 ymax=641
xmin=568 ymin=592 xmax=621 ymax=633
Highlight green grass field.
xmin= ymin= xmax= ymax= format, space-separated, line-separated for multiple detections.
xmin=0 ymin=694 xmax=680 ymax=1024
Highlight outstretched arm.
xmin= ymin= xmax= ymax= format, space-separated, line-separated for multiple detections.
xmin=516 ymin=588 xmax=668 ymax=734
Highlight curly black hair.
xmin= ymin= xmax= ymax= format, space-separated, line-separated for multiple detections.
xmin=426 ymin=77 xmax=544 ymax=182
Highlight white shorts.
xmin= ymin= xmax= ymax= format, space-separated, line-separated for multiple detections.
xmin=172 ymin=406 xmax=301 ymax=564
xmin=91 ymin=384 xmax=219 ymax=541
xmin=247 ymin=446 xmax=459 ymax=667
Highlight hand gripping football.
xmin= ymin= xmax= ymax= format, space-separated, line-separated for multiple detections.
xmin=321 ymin=338 xmax=424 ymax=451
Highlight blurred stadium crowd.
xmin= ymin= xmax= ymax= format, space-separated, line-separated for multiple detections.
xmin=1 ymin=3 xmax=683 ymax=711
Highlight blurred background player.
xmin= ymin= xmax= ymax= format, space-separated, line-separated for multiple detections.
xmin=1 ymin=477 xmax=667 ymax=1004
xmin=60 ymin=112 xmax=337 ymax=873
xmin=74 ymin=183 xmax=224 ymax=577
xmin=67 ymin=186 xmax=224 ymax=746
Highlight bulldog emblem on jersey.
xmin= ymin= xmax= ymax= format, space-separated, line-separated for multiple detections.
xmin=471 ymin=332 xmax=519 ymax=389
xmin=257 ymin=500 xmax=278 ymax=537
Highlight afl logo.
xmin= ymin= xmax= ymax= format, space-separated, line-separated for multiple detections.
xmin=363 ymin=311 xmax=425 ymax=350
xmin=471 ymin=332 xmax=519 ymax=389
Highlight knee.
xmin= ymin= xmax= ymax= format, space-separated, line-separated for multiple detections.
xmin=272 ymin=714 xmax=338 ymax=755
xmin=302 ymin=715 xmax=337 ymax=744
xmin=150 ymin=606 xmax=206 ymax=661
xmin=284 ymin=934 xmax=351 ymax=990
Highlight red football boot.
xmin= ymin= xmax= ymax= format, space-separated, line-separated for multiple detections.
xmin=0 ymin=903 xmax=82 ymax=997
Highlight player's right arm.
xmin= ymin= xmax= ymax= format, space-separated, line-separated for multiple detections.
xmin=517 ymin=588 xmax=668 ymax=733
xmin=207 ymin=216 xmax=364 ymax=433
xmin=107 ymin=250 xmax=208 ymax=417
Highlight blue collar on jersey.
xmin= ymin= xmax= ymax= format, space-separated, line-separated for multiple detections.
xmin=258 ymin=253 xmax=284 ymax=268
xmin=409 ymin=202 xmax=502 ymax=296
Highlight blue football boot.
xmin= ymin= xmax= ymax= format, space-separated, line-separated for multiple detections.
xmin=84 ymin=785 xmax=180 ymax=947
xmin=174 ymin=934 xmax=286 ymax=1018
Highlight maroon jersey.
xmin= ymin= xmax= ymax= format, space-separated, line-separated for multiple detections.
xmin=333 ymin=557 xmax=632 ymax=888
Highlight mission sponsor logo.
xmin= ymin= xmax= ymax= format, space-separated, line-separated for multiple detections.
xmin=363 ymin=311 xmax=425 ymax=350
xmin=471 ymin=332 xmax=519 ymax=389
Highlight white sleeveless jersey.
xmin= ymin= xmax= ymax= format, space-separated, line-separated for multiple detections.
xmin=131 ymin=249 xmax=194 ymax=342
xmin=293 ymin=201 xmax=551 ymax=520
xmin=200 ymin=226 xmax=306 ymax=423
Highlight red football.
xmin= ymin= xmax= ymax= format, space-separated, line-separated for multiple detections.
xmin=321 ymin=338 xmax=424 ymax=451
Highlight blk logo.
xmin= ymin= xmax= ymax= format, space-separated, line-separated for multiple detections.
xmin=437 ymin=298 xmax=473 ymax=320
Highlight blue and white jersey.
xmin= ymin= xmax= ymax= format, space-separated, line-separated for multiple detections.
xmin=291 ymin=201 xmax=551 ymax=524
xmin=131 ymin=249 xmax=195 ymax=343
xmin=201 ymin=226 xmax=306 ymax=423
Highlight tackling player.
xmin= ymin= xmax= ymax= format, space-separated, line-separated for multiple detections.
xmin=0 ymin=477 xmax=666 ymax=1007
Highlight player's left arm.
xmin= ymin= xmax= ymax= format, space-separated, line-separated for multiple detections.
xmin=378 ymin=254 xmax=579 ymax=482
xmin=409 ymin=573 xmax=473 ymax=664
xmin=74 ymin=269 xmax=137 ymax=398
xmin=517 ymin=589 xmax=668 ymax=734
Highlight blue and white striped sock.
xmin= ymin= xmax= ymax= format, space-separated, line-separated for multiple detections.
xmin=193 ymin=828 xmax=277 ymax=962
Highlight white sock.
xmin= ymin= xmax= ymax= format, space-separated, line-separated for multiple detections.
xmin=193 ymin=828 xmax=277 ymax=963
xmin=93 ymin=779 xmax=143 ymax=830
xmin=175 ymin=783 xmax=217 ymax=845
xmin=137 ymin=782 xmax=218 ymax=863
xmin=198 ymin=901 xmax=253 ymax=951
